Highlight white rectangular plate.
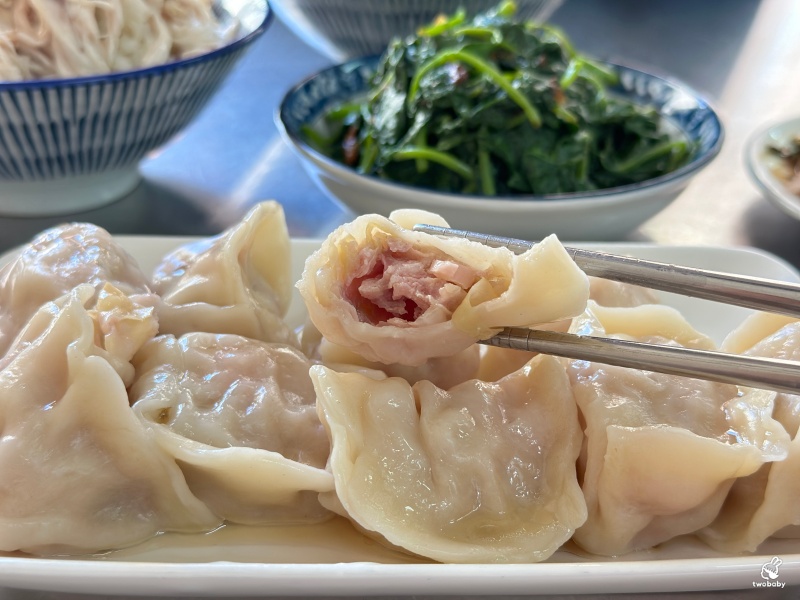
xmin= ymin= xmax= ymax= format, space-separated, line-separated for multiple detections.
xmin=0 ymin=237 xmax=799 ymax=597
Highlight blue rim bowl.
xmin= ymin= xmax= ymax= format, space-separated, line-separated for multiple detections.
xmin=277 ymin=56 xmax=724 ymax=241
xmin=0 ymin=0 xmax=272 ymax=216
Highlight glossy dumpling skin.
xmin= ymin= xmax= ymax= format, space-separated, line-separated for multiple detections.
xmin=300 ymin=319 xmax=481 ymax=390
xmin=0 ymin=222 xmax=155 ymax=357
xmin=587 ymin=277 xmax=659 ymax=308
xmin=311 ymin=354 xmax=587 ymax=563
xmin=130 ymin=332 xmax=334 ymax=525
xmin=568 ymin=302 xmax=785 ymax=557
xmin=476 ymin=278 xmax=659 ymax=382
xmin=297 ymin=209 xmax=589 ymax=366
xmin=0 ymin=285 xmax=219 ymax=555
xmin=700 ymin=314 xmax=800 ymax=552
xmin=152 ymin=201 xmax=297 ymax=347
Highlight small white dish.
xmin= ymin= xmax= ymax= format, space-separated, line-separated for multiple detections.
xmin=746 ymin=115 xmax=800 ymax=220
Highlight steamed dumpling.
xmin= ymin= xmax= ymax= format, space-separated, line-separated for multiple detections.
xmin=298 ymin=209 xmax=589 ymax=366
xmin=587 ymin=277 xmax=660 ymax=308
xmin=567 ymin=302 xmax=787 ymax=557
xmin=130 ymin=332 xmax=334 ymax=525
xmin=152 ymin=201 xmax=298 ymax=347
xmin=300 ymin=319 xmax=482 ymax=389
xmin=476 ymin=278 xmax=659 ymax=382
xmin=700 ymin=314 xmax=800 ymax=552
xmin=0 ymin=222 xmax=155 ymax=357
xmin=311 ymin=354 xmax=587 ymax=563
xmin=0 ymin=285 xmax=219 ymax=555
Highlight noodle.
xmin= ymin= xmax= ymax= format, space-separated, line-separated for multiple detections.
xmin=0 ymin=0 xmax=237 ymax=80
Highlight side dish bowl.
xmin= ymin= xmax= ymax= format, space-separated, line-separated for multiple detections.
xmin=277 ymin=57 xmax=723 ymax=241
xmin=745 ymin=115 xmax=800 ymax=221
xmin=0 ymin=0 xmax=271 ymax=217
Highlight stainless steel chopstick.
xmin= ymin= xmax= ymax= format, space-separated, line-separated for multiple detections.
xmin=413 ymin=224 xmax=800 ymax=318
xmin=487 ymin=328 xmax=800 ymax=394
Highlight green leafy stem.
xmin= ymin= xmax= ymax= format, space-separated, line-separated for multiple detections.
xmin=389 ymin=146 xmax=474 ymax=181
xmin=407 ymin=49 xmax=542 ymax=128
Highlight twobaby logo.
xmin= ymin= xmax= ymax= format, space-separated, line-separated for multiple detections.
xmin=753 ymin=557 xmax=785 ymax=589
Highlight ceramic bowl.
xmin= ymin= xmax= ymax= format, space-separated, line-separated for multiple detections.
xmin=277 ymin=57 xmax=724 ymax=241
xmin=269 ymin=0 xmax=563 ymax=62
xmin=745 ymin=116 xmax=800 ymax=221
xmin=0 ymin=0 xmax=271 ymax=217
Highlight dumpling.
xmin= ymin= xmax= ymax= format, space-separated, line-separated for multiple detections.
xmin=0 ymin=222 xmax=155 ymax=357
xmin=152 ymin=201 xmax=298 ymax=347
xmin=0 ymin=285 xmax=219 ymax=555
xmin=699 ymin=314 xmax=800 ymax=552
xmin=475 ymin=319 xmax=568 ymax=383
xmin=298 ymin=209 xmax=589 ymax=366
xmin=311 ymin=354 xmax=587 ymax=563
xmin=587 ymin=277 xmax=660 ymax=308
xmin=476 ymin=278 xmax=658 ymax=382
xmin=130 ymin=332 xmax=334 ymax=525
xmin=567 ymin=302 xmax=786 ymax=557
xmin=300 ymin=319 xmax=481 ymax=389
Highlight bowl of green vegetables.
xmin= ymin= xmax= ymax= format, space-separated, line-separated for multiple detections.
xmin=277 ymin=1 xmax=723 ymax=240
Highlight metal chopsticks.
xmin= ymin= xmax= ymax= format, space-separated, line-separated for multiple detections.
xmin=412 ymin=224 xmax=800 ymax=394
xmin=413 ymin=224 xmax=800 ymax=319
xmin=486 ymin=328 xmax=800 ymax=395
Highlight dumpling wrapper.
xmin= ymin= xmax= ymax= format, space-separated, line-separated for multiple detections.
xmin=700 ymin=314 xmax=800 ymax=552
xmin=568 ymin=302 xmax=787 ymax=557
xmin=587 ymin=277 xmax=659 ymax=308
xmin=0 ymin=222 xmax=155 ymax=359
xmin=130 ymin=332 xmax=334 ymax=525
xmin=311 ymin=354 xmax=587 ymax=564
xmin=152 ymin=200 xmax=297 ymax=347
xmin=297 ymin=209 xmax=589 ymax=366
xmin=476 ymin=277 xmax=659 ymax=382
xmin=299 ymin=318 xmax=481 ymax=390
xmin=0 ymin=285 xmax=219 ymax=555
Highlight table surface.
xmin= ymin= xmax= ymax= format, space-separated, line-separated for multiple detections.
xmin=1 ymin=1 xmax=799 ymax=599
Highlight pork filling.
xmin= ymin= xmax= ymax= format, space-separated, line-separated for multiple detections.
xmin=344 ymin=238 xmax=478 ymax=326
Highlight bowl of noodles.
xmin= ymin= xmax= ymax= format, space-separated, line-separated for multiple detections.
xmin=0 ymin=0 xmax=271 ymax=216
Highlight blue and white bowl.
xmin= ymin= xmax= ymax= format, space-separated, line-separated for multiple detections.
xmin=0 ymin=0 xmax=271 ymax=217
xmin=270 ymin=0 xmax=563 ymax=62
xmin=277 ymin=57 xmax=724 ymax=241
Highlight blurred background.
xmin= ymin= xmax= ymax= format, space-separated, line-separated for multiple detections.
xmin=1 ymin=0 xmax=799 ymax=265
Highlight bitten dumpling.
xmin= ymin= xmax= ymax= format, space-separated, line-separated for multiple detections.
xmin=700 ymin=313 xmax=800 ymax=552
xmin=0 ymin=285 xmax=219 ymax=555
xmin=130 ymin=332 xmax=334 ymax=525
xmin=0 ymin=222 xmax=155 ymax=358
xmin=567 ymin=302 xmax=788 ymax=557
xmin=311 ymin=354 xmax=587 ymax=563
xmin=297 ymin=209 xmax=589 ymax=366
xmin=152 ymin=200 xmax=298 ymax=347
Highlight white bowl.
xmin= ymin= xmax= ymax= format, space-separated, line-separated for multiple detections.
xmin=277 ymin=57 xmax=724 ymax=241
xmin=270 ymin=0 xmax=563 ymax=62
xmin=745 ymin=116 xmax=800 ymax=221
xmin=0 ymin=0 xmax=271 ymax=217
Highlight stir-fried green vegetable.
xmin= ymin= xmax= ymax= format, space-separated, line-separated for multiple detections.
xmin=308 ymin=1 xmax=693 ymax=197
